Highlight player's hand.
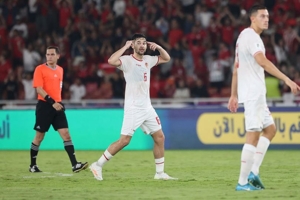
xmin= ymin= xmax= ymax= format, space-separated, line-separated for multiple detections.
xmin=285 ymin=79 xmax=300 ymax=95
xmin=227 ymin=96 xmax=238 ymax=113
xmin=147 ymin=42 xmax=162 ymax=51
xmin=124 ymin=40 xmax=132 ymax=49
xmin=53 ymin=102 xmax=64 ymax=111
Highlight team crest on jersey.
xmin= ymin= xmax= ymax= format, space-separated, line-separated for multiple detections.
xmin=145 ymin=62 xmax=148 ymax=68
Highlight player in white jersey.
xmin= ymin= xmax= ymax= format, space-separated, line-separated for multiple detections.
xmin=228 ymin=5 xmax=300 ymax=191
xmin=89 ymin=33 xmax=177 ymax=181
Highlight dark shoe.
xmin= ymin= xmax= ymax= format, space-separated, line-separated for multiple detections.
xmin=248 ymin=171 xmax=265 ymax=189
xmin=29 ymin=165 xmax=42 ymax=173
xmin=72 ymin=162 xmax=88 ymax=173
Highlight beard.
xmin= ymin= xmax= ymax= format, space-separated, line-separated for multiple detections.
xmin=134 ymin=47 xmax=145 ymax=55
xmin=137 ymin=51 xmax=144 ymax=55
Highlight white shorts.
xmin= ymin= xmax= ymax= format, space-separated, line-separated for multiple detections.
xmin=243 ymin=95 xmax=274 ymax=132
xmin=121 ymin=107 xmax=162 ymax=136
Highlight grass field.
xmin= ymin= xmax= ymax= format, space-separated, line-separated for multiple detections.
xmin=0 ymin=150 xmax=299 ymax=200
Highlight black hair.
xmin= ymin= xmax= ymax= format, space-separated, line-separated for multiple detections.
xmin=248 ymin=4 xmax=267 ymax=17
xmin=46 ymin=46 xmax=60 ymax=54
xmin=131 ymin=33 xmax=146 ymax=41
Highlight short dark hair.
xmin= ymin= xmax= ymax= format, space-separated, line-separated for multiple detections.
xmin=46 ymin=46 xmax=60 ymax=54
xmin=248 ymin=4 xmax=267 ymax=17
xmin=131 ymin=33 xmax=146 ymax=41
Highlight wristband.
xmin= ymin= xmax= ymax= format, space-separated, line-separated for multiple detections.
xmin=44 ymin=95 xmax=55 ymax=105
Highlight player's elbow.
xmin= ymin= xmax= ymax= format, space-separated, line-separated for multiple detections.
xmin=165 ymin=55 xmax=171 ymax=62
xmin=160 ymin=55 xmax=170 ymax=64
xmin=107 ymin=58 xmax=114 ymax=66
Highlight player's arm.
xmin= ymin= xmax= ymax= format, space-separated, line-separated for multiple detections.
xmin=156 ymin=47 xmax=170 ymax=65
xmin=147 ymin=42 xmax=170 ymax=64
xmin=255 ymin=53 xmax=300 ymax=94
xmin=230 ymin=62 xmax=238 ymax=98
xmin=228 ymin=61 xmax=239 ymax=113
xmin=108 ymin=41 xmax=132 ymax=67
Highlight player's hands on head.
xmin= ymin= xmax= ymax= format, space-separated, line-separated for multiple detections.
xmin=147 ymin=42 xmax=161 ymax=51
xmin=53 ymin=102 xmax=64 ymax=111
xmin=125 ymin=40 xmax=132 ymax=49
xmin=285 ymin=79 xmax=300 ymax=95
xmin=227 ymin=96 xmax=238 ymax=113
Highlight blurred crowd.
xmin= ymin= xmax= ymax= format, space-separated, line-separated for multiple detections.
xmin=0 ymin=0 xmax=300 ymax=102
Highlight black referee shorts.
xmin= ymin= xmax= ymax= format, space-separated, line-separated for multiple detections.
xmin=33 ymin=100 xmax=68 ymax=132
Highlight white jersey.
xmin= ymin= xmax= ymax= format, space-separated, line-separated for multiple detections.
xmin=235 ymin=28 xmax=266 ymax=103
xmin=118 ymin=54 xmax=159 ymax=110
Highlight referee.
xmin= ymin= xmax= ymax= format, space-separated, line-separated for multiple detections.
xmin=29 ymin=46 xmax=88 ymax=173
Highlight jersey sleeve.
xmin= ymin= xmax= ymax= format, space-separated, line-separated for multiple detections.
xmin=148 ymin=56 xmax=159 ymax=69
xmin=118 ymin=56 xmax=129 ymax=72
xmin=248 ymin=36 xmax=264 ymax=56
xmin=33 ymin=66 xmax=43 ymax=88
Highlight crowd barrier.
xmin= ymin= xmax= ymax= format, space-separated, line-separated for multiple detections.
xmin=0 ymin=107 xmax=299 ymax=150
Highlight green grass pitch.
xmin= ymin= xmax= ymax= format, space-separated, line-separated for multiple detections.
xmin=0 ymin=150 xmax=299 ymax=200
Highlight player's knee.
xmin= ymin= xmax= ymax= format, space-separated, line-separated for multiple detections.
xmin=152 ymin=130 xmax=165 ymax=144
xmin=119 ymin=136 xmax=131 ymax=147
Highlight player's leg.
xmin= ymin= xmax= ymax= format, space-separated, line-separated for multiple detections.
xmin=29 ymin=100 xmax=52 ymax=173
xmin=251 ymin=124 xmax=275 ymax=174
xmin=142 ymin=108 xmax=177 ymax=180
xmin=54 ymin=109 xmax=88 ymax=173
xmin=236 ymin=98 xmax=264 ymax=191
xmin=89 ymin=135 xmax=132 ymax=180
xmin=249 ymin=105 xmax=275 ymax=189
xmin=90 ymin=109 xmax=143 ymax=180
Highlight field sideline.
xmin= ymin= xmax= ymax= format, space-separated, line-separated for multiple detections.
xmin=0 ymin=150 xmax=299 ymax=200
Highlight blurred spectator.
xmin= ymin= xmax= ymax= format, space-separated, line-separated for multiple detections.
xmin=194 ymin=4 xmax=213 ymax=29
xmin=28 ymin=0 xmax=38 ymax=23
xmin=69 ymin=77 xmax=86 ymax=103
xmin=0 ymin=16 xmax=8 ymax=51
xmin=168 ymin=19 xmax=184 ymax=48
xmin=9 ymin=30 xmax=24 ymax=68
xmin=190 ymin=78 xmax=210 ymax=98
xmin=113 ymin=0 xmax=126 ymax=17
xmin=271 ymin=35 xmax=288 ymax=64
xmin=208 ymin=53 xmax=228 ymax=94
xmin=162 ymin=76 xmax=176 ymax=98
xmin=0 ymin=54 xmax=12 ymax=99
xmin=155 ymin=16 xmax=169 ymax=36
xmin=23 ymin=43 xmax=41 ymax=73
xmin=57 ymin=0 xmax=73 ymax=31
xmin=9 ymin=15 xmax=28 ymax=38
xmin=3 ymin=72 xmax=19 ymax=100
xmin=173 ymin=79 xmax=190 ymax=98
xmin=21 ymin=72 xmax=36 ymax=100
xmin=110 ymin=71 xmax=124 ymax=99
xmin=170 ymin=58 xmax=186 ymax=81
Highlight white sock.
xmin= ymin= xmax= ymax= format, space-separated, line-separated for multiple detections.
xmin=155 ymin=157 xmax=164 ymax=173
xmin=238 ymin=144 xmax=256 ymax=185
xmin=251 ymin=136 xmax=270 ymax=175
xmin=97 ymin=150 xmax=113 ymax=167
